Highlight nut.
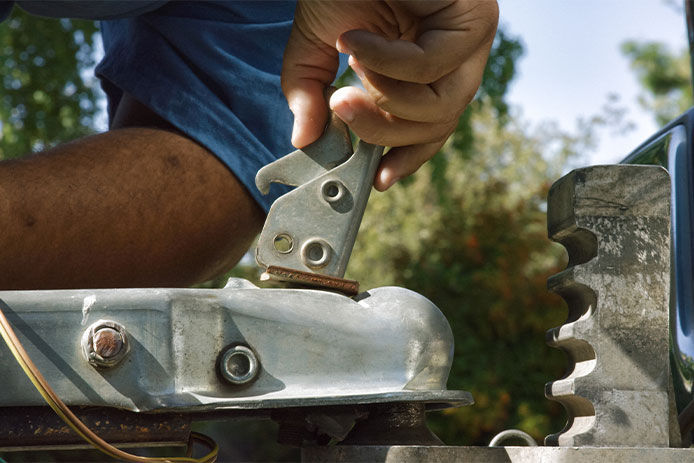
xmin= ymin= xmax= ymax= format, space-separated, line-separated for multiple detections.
xmin=93 ymin=327 xmax=123 ymax=358
xmin=219 ymin=344 xmax=259 ymax=385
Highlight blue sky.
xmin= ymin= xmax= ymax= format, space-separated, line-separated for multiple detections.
xmin=498 ymin=0 xmax=688 ymax=165
xmin=91 ymin=2 xmax=688 ymax=167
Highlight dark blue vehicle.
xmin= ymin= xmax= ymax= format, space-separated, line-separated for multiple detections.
xmin=615 ymin=0 xmax=694 ymax=440
xmin=622 ymin=112 xmax=694 ymax=440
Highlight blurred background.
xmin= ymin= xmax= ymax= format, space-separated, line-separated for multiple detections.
xmin=0 ymin=0 xmax=690 ymax=461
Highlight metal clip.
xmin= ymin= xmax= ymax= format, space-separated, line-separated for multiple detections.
xmin=255 ymin=114 xmax=383 ymax=293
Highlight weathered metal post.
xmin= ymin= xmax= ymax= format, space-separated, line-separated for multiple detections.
xmin=302 ymin=164 xmax=694 ymax=462
xmin=545 ymin=165 xmax=679 ymax=446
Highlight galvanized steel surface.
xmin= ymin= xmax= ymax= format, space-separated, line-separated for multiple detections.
xmin=302 ymin=445 xmax=694 ymax=462
xmin=255 ymin=116 xmax=384 ymax=279
xmin=0 ymin=282 xmax=470 ymax=412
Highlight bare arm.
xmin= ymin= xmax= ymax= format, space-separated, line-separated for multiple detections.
xmin=0 ymin=94 xmax=263 ymax=289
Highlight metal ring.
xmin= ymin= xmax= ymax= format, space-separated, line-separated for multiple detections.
xmin=219 ymin=345 xmax=259 ymax=385
xmin=273 ymin=233 xmax=294 ymax=254
xmin=300 ymin=238 xmax=331 ymax=269
xmin=488 ymin=429 xmax=538 ymax=447
xmin=320 ymin=180 xmax=346 ymax=203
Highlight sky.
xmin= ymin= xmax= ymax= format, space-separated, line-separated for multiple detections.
xmin=89 ymin=1 xmax=688 ymax=167
xmin=497 ymin=0 xmax=689 ymax=165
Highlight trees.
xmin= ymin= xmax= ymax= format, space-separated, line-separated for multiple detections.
xmin=0 ymin=6 xmax=100 ymax=159
xmin=347 ymin=99 xmax=590 ymax=444
xmin=622 ymin=40 xmax=691 ymax=125
xmin=0 ymin=3 xmax=584 ymax=452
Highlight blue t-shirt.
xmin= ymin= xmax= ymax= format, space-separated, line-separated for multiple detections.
xmin=96 ymin=1 xmax=297 ymax=211
xmin=0 ymin=1 xmax=167 ymax=21
xmin=2 ymin=1 xmax=322 ymax=212
xmin=2 ymin=1 xmax=350 ymax=211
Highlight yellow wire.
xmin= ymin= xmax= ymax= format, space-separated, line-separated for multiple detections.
xmin=0 ymin=301 xmax=218 ymax=463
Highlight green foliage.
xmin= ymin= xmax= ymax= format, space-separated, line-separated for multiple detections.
xmin=0 ymin=6 xmax=99 ymax=159
xmin=428 ymin=29 xmax=523 ymax=202
xmin=346 ymin=101 xmax=590 ymax=445
xmin=622 ymin=40 xmax=692 ymax=125
xmin=477 ymin=28 xmax=525 ymax=124
xmin=0 ymin=6 xmax=576 ymax=451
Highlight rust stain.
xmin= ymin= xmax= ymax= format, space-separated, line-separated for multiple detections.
xmin=93 ymin=328 xmax=123 ymax=358
xmin=265 ymin=265 xmax=359 ymax=296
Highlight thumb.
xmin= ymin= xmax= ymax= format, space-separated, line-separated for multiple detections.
xmin=281 ymin=24 xmax=340 ymax=148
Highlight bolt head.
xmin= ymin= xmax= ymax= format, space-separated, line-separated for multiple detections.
xmin=93 ymin=327 xmax=124 ymax=358
xmin=81 ymin=320 xmax=129 ymax=368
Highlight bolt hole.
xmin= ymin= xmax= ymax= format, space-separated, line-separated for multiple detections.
xmin=321 ymin=180 xmax=345 ymax=203
xmin=307 ymin=243 xmax=324 ymax=263
xmin=301 ymin=239 xmax=331 ymax=268
xmin=226 ymin=352 xmax=251 ymax=378
xmin=273 ymin=234 xmax=293 ymax=253
xmin=220 ymin=345 xmax=259 ymax=385
xmin=325 ymin=184 xmax=339 ymax=198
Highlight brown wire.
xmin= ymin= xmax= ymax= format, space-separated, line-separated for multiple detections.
xmin=0 ymin=300 xmax=217 ymax=462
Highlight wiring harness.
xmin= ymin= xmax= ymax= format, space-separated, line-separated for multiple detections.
xmin=0 ymin=301 xmax=218 ymax=463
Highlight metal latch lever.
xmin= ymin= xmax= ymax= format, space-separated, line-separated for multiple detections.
xmin=255 ymin=113 xmax=384 ymax=294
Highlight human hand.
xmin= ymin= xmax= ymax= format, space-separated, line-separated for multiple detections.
xmin=282 ymin=0 xmax=498 ymax=191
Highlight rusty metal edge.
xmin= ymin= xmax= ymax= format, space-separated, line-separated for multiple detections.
xmin=263 ymin=266 xmax=359 ymax=296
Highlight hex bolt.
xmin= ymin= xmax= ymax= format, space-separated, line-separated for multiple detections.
xmin=219 ymin=345 xmax=259 ymax=385
xmin=81 ymin=320 xmax=129 ymax=369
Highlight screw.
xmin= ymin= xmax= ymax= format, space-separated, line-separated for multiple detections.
xmin=81 ymin=320 xmax=129 ymax=368
xmin=219 ymin=344 xmax=259 ymax=385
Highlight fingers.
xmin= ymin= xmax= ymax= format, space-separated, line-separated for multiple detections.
xmin=283 ymin=78 xmax=331 ymax=148
xmin=338 ymin=30 xmax=462 ymax=84
xmin=338 ymin=0 xmax=498 ymax=84
xmin=329 ymin=86 xmax=455 ymax=147
xmin=329 ymin=85 xmax=450 ymax=192
xmin=282 ymin=24 xmax=340 ymax=148
xmin=374 ymin=141 xmax=446 ymax=191
xmin=281 ymin=0 xmax=498 ymax=188
xmin=350 ymin=56 xmax=475 ymax=124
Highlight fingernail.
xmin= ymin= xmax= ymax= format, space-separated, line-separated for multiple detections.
xmin=288 ymin=104 xmax=299 ymax=146
xmin=333 ymin=102 xmax=355 ymax=123
xmin=291 ymin=122 xmax=299 ymax=147
xmin=290 ymin=114 xmax=304 ymax=147
xmin=378 ymin=169 xmax=400 ymax=190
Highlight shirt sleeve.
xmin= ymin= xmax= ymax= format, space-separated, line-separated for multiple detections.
xmin=13 ymin=1 xmax=167 ymax=20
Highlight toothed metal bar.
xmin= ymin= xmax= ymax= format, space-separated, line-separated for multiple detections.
xmin=545 ymin=165 xmax=677 ymax=447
